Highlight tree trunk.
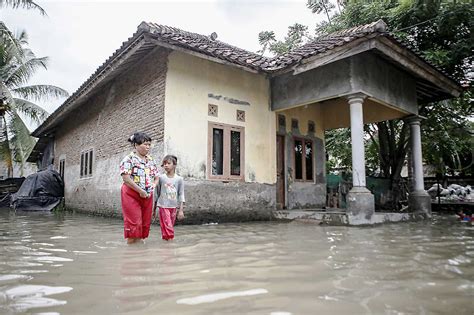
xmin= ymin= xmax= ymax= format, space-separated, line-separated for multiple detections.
xmin=1 ymin=116 xmax=13 ymax=177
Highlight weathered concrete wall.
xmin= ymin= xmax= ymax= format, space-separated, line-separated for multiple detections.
xmin=350 ymin=53 xmax=418 ymax=114
xmin=54 ymin=47 xmax=169 ymax=214
xmin=271 ymin=58 xmax=352 ymax=111
xmin=277 ymin=106 xmax=326 ymax=209
xmin=164 ymin=51 xmax=276 ymax=184
xmin=184 ymin=180 xmax=275 ymax=223
xmin=271 ymin=51 xmax=417 ymax=120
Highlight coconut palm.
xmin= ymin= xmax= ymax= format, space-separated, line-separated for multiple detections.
xmin=0 ymin=24 xmax=68 ymax=177
xmin=0 ymin=0 xmax=46 ymax=15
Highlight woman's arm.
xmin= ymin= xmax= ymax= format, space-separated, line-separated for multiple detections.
xmin=121 ymin=174 xmax=148 ymax=198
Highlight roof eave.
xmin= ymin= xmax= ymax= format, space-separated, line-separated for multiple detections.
xmin=32 ymin=30 xmax=151 ymax=138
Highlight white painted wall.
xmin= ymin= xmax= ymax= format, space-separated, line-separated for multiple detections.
xmin=163 ymin=51 xmax=276 ymax=184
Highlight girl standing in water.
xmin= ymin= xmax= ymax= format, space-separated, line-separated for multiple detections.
xmin=154 ymin=155 xmax=185 ymax=240
xmin=120 ymin=132 xmax=158 ymax=244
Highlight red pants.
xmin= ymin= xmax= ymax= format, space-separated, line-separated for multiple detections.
xmin=121 ymin=185 xmax=153 ymax=239
xmin=159 ymin=207 xmax=177 ymax=240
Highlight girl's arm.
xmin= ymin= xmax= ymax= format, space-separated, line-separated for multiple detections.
xmin=177 ymin=178 xmax=185 ymax=220
xmin=121 ymin=174 xmax=148 ymax=198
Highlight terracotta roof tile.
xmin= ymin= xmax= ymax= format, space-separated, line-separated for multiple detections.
xmin=140 ymin=20 xmax=389 ymax=73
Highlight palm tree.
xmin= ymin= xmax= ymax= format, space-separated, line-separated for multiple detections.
xmin=0 ymin=24 xmax=68 ymax=177
xmin=0 ymin=0 xmax=46 ymax=15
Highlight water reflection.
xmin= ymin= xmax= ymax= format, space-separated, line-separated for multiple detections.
xmin=0 ymin=210 xmax=473 ymax=314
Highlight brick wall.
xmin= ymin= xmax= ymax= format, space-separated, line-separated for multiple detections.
xmin=54 ymin=47 xmax=169 ymax=214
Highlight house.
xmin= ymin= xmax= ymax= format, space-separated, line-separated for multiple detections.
xmin=28 ymin=20 xmax=462 ymax=223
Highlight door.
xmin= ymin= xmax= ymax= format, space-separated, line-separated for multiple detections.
xmin=276 ymin=135 xmax=286 ymax=209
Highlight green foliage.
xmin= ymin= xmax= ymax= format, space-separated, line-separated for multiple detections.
xmin=0 ymin=25 xmax=68 ymax=176
xmin=0 ymin=0 xmax=46 ymax=16
xmin=258 ymin=23 xmax=310 ymax=55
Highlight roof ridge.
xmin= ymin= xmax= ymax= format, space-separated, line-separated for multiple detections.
xmin=142 ymin=21 xmax=272 ymax=63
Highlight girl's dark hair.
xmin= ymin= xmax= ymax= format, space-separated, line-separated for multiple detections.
xmin=128 ymin=132 xmax=152 ymax=145
xmin=161 ymin=154 xmax=177 ymax=166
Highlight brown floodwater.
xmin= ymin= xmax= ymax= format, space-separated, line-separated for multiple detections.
xmin=0 ymin=209 xmax=472 ymax=314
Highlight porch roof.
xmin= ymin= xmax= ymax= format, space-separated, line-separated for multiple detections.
xmin=31 ymin=20 xmax=463 ymax=138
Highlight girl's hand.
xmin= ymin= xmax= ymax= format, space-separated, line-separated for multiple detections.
xmin=177 ymin=209 xmax=185 ymax=221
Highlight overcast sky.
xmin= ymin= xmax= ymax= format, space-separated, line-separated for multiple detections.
xmin=1 ymin=0 xmax=324 ymax=116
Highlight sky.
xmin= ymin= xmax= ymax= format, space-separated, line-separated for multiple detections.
xmin=1 ymin=0 xmax=324 ymax=116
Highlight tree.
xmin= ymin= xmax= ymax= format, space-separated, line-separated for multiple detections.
xmin=258 ymin=23 xmax=311 ymax=56
xmin=0 ymin=0 xmax=46 ymax=15
xmin=0 ymin=27 xmax=68 ymax=177
xmin=307 ymin=0 xmax=335 ymax=23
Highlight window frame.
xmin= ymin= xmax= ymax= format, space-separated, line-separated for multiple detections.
xmin=292 ymin=137 xmax=314 ymax=182
xmin=80 ymin=148 xmax=94 ymax=179
xmin=207 ymin=122 xmax=245 ymax=181
xmin=59 ymin=158 xmax=65 ymax=179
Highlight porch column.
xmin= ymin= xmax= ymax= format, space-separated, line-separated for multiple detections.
xmin=346 ymin=93 xmax=374 ymax=218
xmin=406 ymin=116 xmax=431 ymax=216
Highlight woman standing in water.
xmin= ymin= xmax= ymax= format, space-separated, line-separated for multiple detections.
xmin=119 ymin=132 xmax=158 ymax=244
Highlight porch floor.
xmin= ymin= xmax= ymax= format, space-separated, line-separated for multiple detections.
xmin=272 ymin=209 xmax=429 ymax=226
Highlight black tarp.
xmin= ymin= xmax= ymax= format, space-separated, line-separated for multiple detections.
xmin=11 ymin=169 xmax=64 ymax=211
xmin=0 ymin=177 xmax=25 ymax=207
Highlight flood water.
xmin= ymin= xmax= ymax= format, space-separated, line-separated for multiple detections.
xmin=0 ymin=210 xmax=472 ymax=315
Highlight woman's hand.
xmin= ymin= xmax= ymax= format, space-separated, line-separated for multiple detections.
xmin=139 ymin=189 xmax=148 ymax=199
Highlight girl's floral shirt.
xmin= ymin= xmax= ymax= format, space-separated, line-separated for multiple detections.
xmin=120 ymin=152 xmax=157 ymax=193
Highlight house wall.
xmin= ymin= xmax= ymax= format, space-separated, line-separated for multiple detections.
xmin=271 ymin=52 xmax=418 ymax=119
xmin=162 ymin=51 xmax=276 ymax=221
xmin=351 ymin=52 xmax=418 ymax=114
xmin=53 ymin=48 xmax=169 ymax=215
xmin=277 ymin=104 xmax=326 ymax=209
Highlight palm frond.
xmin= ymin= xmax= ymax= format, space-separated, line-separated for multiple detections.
xmin=0 ymin=22 xmax=26 ymax=60
xmin=12 ymin=98 xmax=49 ymax=124
xmin=8 ymin=110 xmax=36 ymax=164
xmin=5 ymin=56 xmax=48 ymax=87
xmin=0 ymin=0 xmax=47 ymax=16
xmin=12 ymin=85 xmax=69 ymax=102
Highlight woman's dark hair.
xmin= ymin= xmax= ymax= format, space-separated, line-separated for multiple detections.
xmin=128 ymin=132 xmax=152 ymax=145
xmin=161 ymin=154 xmax=177 ymax=166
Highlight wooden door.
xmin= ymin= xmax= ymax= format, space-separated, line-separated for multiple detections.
xmin=276 ymin=135 xmax=286 ymax=209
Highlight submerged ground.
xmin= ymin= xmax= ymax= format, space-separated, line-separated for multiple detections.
xmin=0 ymin=210 xmax=472 ymax=314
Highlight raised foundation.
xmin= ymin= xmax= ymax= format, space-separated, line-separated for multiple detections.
xmin=346 ymin=187 xmax=375 ymax=218
xmin=409 ymin=191 xmax=432 ymax=217
xmin=272 ymin=210 xmax=431 ymax=226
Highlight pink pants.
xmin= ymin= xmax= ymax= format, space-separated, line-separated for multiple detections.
xmin=159 ymin=207 xmax=177 ymax=240
xmin=121 ymin=185 xmax=153 ymax=239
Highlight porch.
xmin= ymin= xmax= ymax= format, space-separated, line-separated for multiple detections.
xmin=270 ymin=22 xmax=461 ymax=224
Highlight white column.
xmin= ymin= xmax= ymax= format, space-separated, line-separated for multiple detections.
xmin=347 ymin=94 xmax=367 ymax=187
xmin=407 ymin=117 xmax=424 ymax=192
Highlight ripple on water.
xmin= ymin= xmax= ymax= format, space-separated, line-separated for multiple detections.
xmin=1 ymin=285 xmax=73 ymax=312
xmin=176 ymin=288 xmax=268 ymax=305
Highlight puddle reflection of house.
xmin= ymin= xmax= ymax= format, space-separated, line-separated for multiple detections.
xmin=27 ymin=20 xmax=462 ymax=224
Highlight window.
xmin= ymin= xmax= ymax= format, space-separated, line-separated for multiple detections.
xmin=278 ymin=114 xmax=286 ymax=128
xmin=291 ymin=118 xmax=299 ymax=130
xmin=59 ymin=158 xmax=65 ymax=179
xmin=293 ymin=138 xmax=313 ymax=181
xmin=208 ymin=122 xmax=244 ymax=180
xmin=308 ymin=121 xmax=315 ymax=133
xmin=80 ymin=149 xmax=94 ymax=178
